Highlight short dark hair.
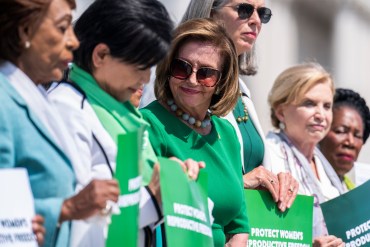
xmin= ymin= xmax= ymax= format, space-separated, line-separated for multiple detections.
xmin=0 ymin=0 xmax=76 ymax=62
xmin=334 ymin=88 xmax=370 ymax=143
xmin=73 ymin=0 xmax=173 ymax=74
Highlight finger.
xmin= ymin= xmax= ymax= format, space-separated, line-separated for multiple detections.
xmin=261 ymin=175 xmax=279 ymax=202
xmin=32 ymin=215 xmax=44 ymax=225
xmin=198 ymin=161 xmax=206 ymax=169
xmin=184 ymin=159 xmax=203 ymax=180
xmin=287 ymin=179 xmax=299 ymax=208
xmin=36 ymin=232 xmax=44 ymax=246
xmin=32 ymin=221 xmax=45 ymax=235
xmin=327 ymin=236 xmax=344 ymax=247
xmin=277 ymin=172 xmax=293 ymax=211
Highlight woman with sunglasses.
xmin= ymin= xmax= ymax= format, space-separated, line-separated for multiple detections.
xmin=182 ymin=0 xmax=299 ymax=211
xmin=141 ymin=18 xmax=249 ymax=247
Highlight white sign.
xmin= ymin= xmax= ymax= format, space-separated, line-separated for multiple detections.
xmin=0 ymin=168 xmax=37 ymax=247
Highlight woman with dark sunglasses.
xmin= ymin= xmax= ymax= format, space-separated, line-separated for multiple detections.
xmin=140 ymin=0 xmax=299 ymax=212
xmin=141 ymin=18 xmax=249 ymax=247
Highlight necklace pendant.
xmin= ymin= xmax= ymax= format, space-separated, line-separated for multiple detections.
xmin=235 ymin=95 xmax=249 ymax=124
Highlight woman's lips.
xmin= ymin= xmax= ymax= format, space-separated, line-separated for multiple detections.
xmin=60 ymin=59 xmax=72 ymax=69
xmin=310 ymin=124 xmax=325 ymax=131
xmin=337 ymin=153 xmax=355 ymax=162
xmin=180 ymin=87 xmax=200 ymax=94
xmin=243 ymin=32 xmax=257 ymax=39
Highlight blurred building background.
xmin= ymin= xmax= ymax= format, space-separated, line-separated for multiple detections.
xmin=76 ymin=0 xmax=370 ymax=163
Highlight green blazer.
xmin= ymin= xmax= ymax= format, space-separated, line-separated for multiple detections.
xmin=0 ymin=73 xmax=75 ymax=247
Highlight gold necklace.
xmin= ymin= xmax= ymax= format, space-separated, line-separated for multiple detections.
xmin=235 ymin=91 xmax=249 ymax=123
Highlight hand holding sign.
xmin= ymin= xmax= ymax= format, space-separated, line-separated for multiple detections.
xmin=31 ymin=215 xmax=45 ymax=246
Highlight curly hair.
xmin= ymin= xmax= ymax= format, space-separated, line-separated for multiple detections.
xmin=333 ymin=88 xmax=370 ymax=143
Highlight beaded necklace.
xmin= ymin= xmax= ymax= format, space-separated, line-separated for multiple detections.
xmin=167 ymin=99 xmax=211 ymax=128
xmin=235 ymin=91 xmax=249 ymax=123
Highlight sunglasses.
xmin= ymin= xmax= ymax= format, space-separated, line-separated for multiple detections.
xmin=224 ymin=3 xmax=272 ymax=24
xmin=169 ymin=58 xmax=222 ymax=87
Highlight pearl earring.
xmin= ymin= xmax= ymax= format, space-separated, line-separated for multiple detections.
xmin=279 ymin=122 xmax=286 ymax=130
xmin=25 ymin=41 xmax=31 ymax=49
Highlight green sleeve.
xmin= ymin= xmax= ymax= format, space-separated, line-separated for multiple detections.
xmin=224 ymin=125 xmax=250 ymax=235
xmin=224 ymin=189 xmax=250 ymax=234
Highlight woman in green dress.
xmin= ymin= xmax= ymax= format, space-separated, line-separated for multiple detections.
xmin=141 ymin=18 xmax=249 ymax=247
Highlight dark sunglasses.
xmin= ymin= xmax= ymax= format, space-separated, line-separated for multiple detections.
xmin=224 ymin=3 xmax=272 ymax=24
xmin=169 ymin=58 xmax=222 ymax=87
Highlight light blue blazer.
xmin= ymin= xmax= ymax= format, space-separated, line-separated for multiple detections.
xmin=0 ymin=73 xmax=75 ymax=247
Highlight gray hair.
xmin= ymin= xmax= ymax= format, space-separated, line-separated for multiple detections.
xmin=181 ymin=0 xmax=257 ymax=75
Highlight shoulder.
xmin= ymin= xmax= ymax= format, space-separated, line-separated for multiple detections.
xmin=48 ymin=82 xmax=92 ymax=127
xmin=213 ymin=116 xmax=237 ymax=134
xmin=239 ymin=77 xmax=251 ymax=98
xmin=48 ymin=82 xmax=85 ymax=109
xmin=48 ymin=82 xmax=95 ymax=144
xmin=140 ymin=101 xmax=168 ymax=126
xmin=265 ymin=131 xmax=285 ymax=159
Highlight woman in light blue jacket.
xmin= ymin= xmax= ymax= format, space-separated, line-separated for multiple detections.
xmin=0 ymin=0 xmax=120 ymax=246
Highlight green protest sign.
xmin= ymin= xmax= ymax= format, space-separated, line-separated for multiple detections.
xmin=106 ymin=130 xmax=143 ymax=247
xmin=321 ymin=180 xmax=370 ymax=247
xmin=159 ymin=157 xmax=213 ymax=247
xmin=245 ymin=190 xmax=313 ymax=247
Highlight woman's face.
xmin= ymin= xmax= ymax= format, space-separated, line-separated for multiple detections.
xmin=320 ymin=106 xmax=364 ymax=177
xmin=19 ymin=0 xmax=79 ymax=84
xmin=94 ymin=54 xmax=151 ymax=102
xmin=169 ymin=41 xmax=222 ymax=117
xmin=212 ymin=0 xmax=265 ymax=55
xmin=278 ymin=82 xmax=333 ymax=147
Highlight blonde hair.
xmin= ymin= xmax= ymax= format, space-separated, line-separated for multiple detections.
xmin=154 ymin=18 xmax=239 ymax=117
xmin=268 ymin=63 xmax=334 ymax=128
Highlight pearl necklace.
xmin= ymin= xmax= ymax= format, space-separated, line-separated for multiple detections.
xmin=235 ymin=91 xmax=249 ymax=123
xmin=167 ymin=99 xmax=211 ymax=128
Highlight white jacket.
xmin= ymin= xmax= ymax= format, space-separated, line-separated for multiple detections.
xmin=49 ymin=83 xmax=161 ymax=247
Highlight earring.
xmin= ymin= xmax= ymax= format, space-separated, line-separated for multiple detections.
xmin=279 ymin=122 xmax=286 ymax=130
xmin=215 ymin=87 xmax=220 ymax=95
xmin=25 ymin=41 xmax=31 ymax=49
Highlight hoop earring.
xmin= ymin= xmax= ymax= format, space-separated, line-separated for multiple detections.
xmin=25 ymin=41 xmax=31 ymax=49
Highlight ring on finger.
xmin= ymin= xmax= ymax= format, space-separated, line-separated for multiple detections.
xmin=288 ymin=186 xmax=294 ymax=193
xmin=101 ymin=201 xmax=113 ymax=216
